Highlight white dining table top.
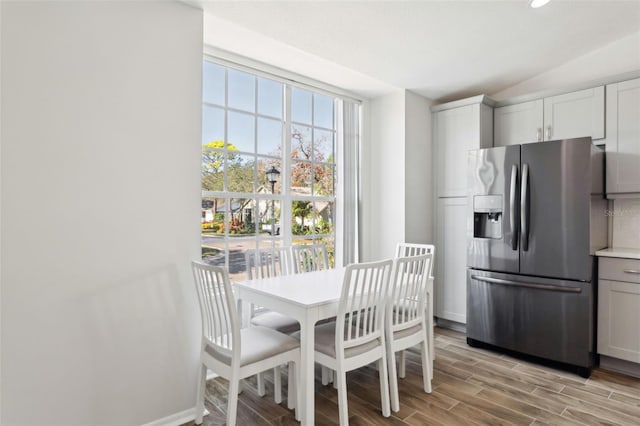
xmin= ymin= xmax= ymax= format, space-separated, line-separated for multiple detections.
xmin=234 ymin=267 xmax=346 ymax=308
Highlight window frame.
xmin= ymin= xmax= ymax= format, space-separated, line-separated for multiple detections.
xmin=202 ymin=53 xmax=359 ymax=277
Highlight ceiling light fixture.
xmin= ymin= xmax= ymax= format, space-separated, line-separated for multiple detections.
xmin=529 ymin=0 xmax=551 ymax=8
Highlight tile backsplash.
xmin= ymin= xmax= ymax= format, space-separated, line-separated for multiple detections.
xmin=612 ymin=198 xmax=640 ymax=249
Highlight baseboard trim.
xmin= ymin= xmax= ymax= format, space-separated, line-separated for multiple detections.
xmin=600 ymin=355 xmax=640 ymax=378
xmin=142 ymin=407 xmax=210 ymax=426
xmin=142 ymin=372 xmax=217 ymax=426
xmin=435 ymin=317 xmax=466 ymax=333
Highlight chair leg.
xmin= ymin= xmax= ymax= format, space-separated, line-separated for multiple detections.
xmin=257 ymin=372 xmax=266 ymax=396
xmin=274 ymin=366 xmax=282 ymax=404
xmin=287 ymin=361 xmax=296 ymax=410
xmin=399 ymin=350 xmax=406 ymax=378
xmin=333 ymin=370 xmax=338 ymax=389
xmin=227 ymin=377 xmax=240 ymax=426
xmin=378 ymin=356 xmax=391 ymax=418
xmin=429 ymin=292 xmax=435 ymax=363
xmin=292 ymin=362 xmax=300 ymax=421
xmin=195 ymin=363 xmax=206 ymax=425
xmin=387 ymin=345 xmax=400 ymax=412
xmin=421 ymin=338 xmax=433 ymax=393
xmin=336 ymin=368 xmax=349 ymax=426
xmin=321 ymin=366 xmax=330 ymax=386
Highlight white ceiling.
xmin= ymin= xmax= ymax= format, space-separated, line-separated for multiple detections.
xmin=195 ymin=1 xmax=640 ymax=101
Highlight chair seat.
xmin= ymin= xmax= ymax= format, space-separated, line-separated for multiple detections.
xmin=393 ymin=323 xmax=423 ymax=340
xmin=250 ymin=311 xmax=300 ymax=334
xmin=292 ymin=322 xmax=381 ymax=358
xmin=206 ymin=326 xmax=300 ymax=366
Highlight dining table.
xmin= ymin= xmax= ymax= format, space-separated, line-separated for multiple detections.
xmin=234 ymin=267 xmax=346 ymax=426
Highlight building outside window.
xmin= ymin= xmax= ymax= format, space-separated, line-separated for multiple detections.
xmin=201 ymin=59 xmax=352 ymax=281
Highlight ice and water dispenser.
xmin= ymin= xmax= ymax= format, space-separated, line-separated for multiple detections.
xmin=473 ymin=195 xmax=503 ymax=239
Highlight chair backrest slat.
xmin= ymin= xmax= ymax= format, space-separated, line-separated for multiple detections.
xmin=395 ymin=243 xmax=435 ymax=279
xmin=192 ymin=261 xmax=239 ymax=356
xmin=292 ymin=243 xmax=330 ymax=273
xmin=388 ymin=254 xmax=432 ymax=332
xmin=246 ymin=247 xmax=294 ymax=279
xmin=337 ymin=259 xmax=392 ymax=350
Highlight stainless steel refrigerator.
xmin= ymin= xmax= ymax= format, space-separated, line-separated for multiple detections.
xmin=466 ymin=137 xmax=606 ymax=377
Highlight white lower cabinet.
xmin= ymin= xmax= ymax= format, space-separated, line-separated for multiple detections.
xmin=435 ymin=197 xmax=468 ymax=324
xmin=598 ymin=258 xmax=640 ymax=363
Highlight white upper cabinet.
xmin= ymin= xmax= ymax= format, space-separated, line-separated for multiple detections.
xmin=433 ymin=97 xmax=493 ymax=197
xmin=494 ymin=100 xmax=543 ymax=146
xmin=494 ymin=86 xmax=605 ymax=146
xmin=543 ymin=86 xmax=605 ymax=141
xmin=605 ymin=78 xmax=640 ymax=196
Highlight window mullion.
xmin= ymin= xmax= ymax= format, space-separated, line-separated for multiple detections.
xmin=282 ymin=84 xmax=293 ymax=247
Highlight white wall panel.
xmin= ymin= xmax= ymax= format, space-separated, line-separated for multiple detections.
xmin=1 ymin=2 xmax=202 ymax=424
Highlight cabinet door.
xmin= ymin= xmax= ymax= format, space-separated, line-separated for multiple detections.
xmin=598 ymin=279 xmax=640 ymax=362
xmin=606 ymin=78 xmax=640 ymax=195
xmin=434 ymin=104 xmax=492 ymax=197
xmin=494 ymin=100 xmax=543 ymax=146
xmin=543 ymin=86 xmax=605 ymax=141
xmin=435 ymin=197 xmax=468 ymax=324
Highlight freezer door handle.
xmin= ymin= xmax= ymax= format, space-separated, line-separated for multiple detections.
xmin=521 ymin=163 xmax=530 ymax=251
xmin=509 ymin=164 xmax=518 ymax=250
xmin=470 ymin=275 xmax=582 ymax=293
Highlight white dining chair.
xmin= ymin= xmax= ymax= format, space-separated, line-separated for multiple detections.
xmin=394 ymin=242 xmax=436 ymax=377
xmin=385 ymin=253 xmax=433 ymax=412
xmin=245 ymin=247 xmax=299 ymax=334
xmin=291 ymin=242 xmax=329 ymax=273
xmin=296 ymin=259 xmax=393 ymax=426
xmin=192 ymin=261 xmax=300 ymax=425
xmin=244 ymin=247 xmax=300 ymax=402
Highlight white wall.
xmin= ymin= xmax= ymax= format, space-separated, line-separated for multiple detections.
xmin=405 ymin=91 xmax=434 ymax=244
xmin=361 ymin=91 xmax=405 ymax=261
xmin=1 ymin=2 xmax=203 ymax=425
xmin=361 ymin=90 xmax=434 ymax=261
xmin=612 ymin=199 xmax=640 ymax=249
xmin=493 ymin=31 xmax=640 ymax=100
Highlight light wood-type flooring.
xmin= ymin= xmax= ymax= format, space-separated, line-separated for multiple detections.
xmin=184 ymin=327 xmax=640 ymax=425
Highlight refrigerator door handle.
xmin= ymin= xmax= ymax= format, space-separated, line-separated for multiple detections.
xmin=521 ymin=163 xmax=529 ymax=251
xmin=510 ymin=164 xmax=518 ymax=250
xmin=470 ymin=275 xmax=582 ymax=293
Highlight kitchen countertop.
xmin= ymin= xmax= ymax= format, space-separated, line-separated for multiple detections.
xmin=595 ymin=247 xmax=640 ymax=260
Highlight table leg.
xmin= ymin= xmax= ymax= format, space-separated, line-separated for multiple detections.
xmin=240 ymin=299 xmax=251 ymax=328
xmin=300 ymin=314 xmax=315 ymax=425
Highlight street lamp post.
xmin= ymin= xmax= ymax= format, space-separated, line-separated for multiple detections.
xmin=265 ymin=165 xmax=280 ymax=236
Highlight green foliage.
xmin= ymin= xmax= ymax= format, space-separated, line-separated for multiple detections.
xmin=315 ymin=218 xmax=332 ymax=234
xmin=292 ymin=222 xmax=311 ymax=235
xmin=292 ymin=200 xmax=312 ymax=221
xmin=201 ymin=246 xmax=220 ymax=257
xmin=201 ymin=140 xmax=253 ymax=193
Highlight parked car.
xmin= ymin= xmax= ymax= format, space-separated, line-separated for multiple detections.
xmin=261 ymin=222 xmax=280 ymax=235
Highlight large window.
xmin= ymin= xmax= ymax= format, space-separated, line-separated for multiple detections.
xmin=201 ymin=59 xmax=342 ymax=281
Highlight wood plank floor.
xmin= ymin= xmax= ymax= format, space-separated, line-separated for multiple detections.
xmin=184 ymin=327 xmax=640 ymax=425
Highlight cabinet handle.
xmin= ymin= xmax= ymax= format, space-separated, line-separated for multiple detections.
xmin=546 ymin=125 xmax=552 ymax=140
xmin=536 ymin=128 xmax=542 ymax=142
xmin=624 ymin=269 xmax=640 ymax=274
